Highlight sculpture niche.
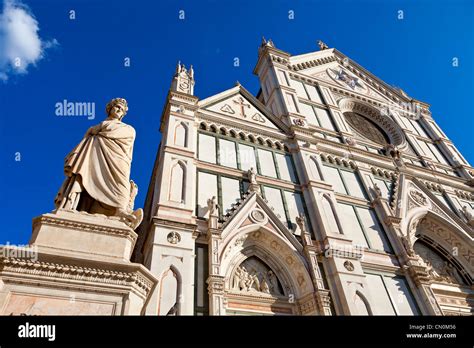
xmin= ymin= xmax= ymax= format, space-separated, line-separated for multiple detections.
xmin=54 ymin=98 xmax=143 ymax=229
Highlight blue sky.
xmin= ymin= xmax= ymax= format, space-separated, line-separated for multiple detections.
xmin=0 ymin=0 xmax=473 ymax=245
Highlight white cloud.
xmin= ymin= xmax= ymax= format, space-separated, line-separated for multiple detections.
xmin=0 ymin=0 xmax=57 ymax=81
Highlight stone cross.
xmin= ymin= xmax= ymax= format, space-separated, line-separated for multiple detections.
xmin=233 ymin=97 xmax=251 ymax=117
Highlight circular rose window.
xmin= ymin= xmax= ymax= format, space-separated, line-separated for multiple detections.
xmin=344 ymin=112 xmax=390 ymax=145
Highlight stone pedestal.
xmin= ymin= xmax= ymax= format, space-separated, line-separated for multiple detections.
xmin=31 ymin=209 xmax=137 ymax=263
xmin=0 ymin=210 xmax=158 ymax=316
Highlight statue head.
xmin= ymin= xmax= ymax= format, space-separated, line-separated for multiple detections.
xmin=106 ymin=98 xmax=128 ymax=120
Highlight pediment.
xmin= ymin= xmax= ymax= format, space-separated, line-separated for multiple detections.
xmin=288 ymin=49 xmax=415 ymax=106
xmin=198 ymin=85 xmax=289 ymax=134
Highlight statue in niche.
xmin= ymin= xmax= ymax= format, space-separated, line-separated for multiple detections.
xmin=54 ymin=98 xmax=143 ymax=229
xmin=231 ymin=257 xmax=283 ymax=296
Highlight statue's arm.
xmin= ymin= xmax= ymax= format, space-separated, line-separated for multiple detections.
xmin=85 ymin=123 xmax=103 ymax=137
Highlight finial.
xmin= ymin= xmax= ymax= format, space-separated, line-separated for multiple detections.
xmin=317 ymin=40 xmax=329 ymax=50
xmin=189 ymin=65 xmax=194 ymax=78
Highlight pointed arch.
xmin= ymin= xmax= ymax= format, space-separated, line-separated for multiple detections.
xmin=169 ymin=160 xmax=186 ymax=203
xmin=321 ymin=193 xmax=342 ymax=234
xmin=157 ymin=265 xmax=182 ymax=315
xmin=220 ymin=224 xmax=313 ymax=299
xmin=354 ymin=290 xmax=373 ymax=315
xmin=174 ymin=121 xmax=188 ymax=147
xmin=404 ymin=209 xmax=473 ymax=282
xmin=309 ymin=155 xmax=324 ymax=181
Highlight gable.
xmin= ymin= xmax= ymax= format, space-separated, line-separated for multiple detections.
xmin=288 ymin=50 xmax=413 ymax=106
xmin=220 ymin=191 xmax=303 ymax=253
xmin=396 ymin=176 xmax=470 ymax=234
xmin=199 ymin=86 xmax=288 ymax=133
xmin=297 ymin=62 xmax=400 ymax=105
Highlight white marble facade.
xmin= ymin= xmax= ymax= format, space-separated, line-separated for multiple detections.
xmin=134 ymin=42 xmax=473 ymax=316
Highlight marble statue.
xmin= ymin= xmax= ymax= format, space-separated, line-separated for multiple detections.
xmin=54 ymin=98 xmax=143 ymax=229
xmin=424 ymin=260 xmax=442 ymax=281
xmin=248 ymin=167 xmax=258 ymax=184
xmin=207 ymin=196 xmax=219 ymax=217
xmin=232 ymin=259 xmax=283 ymax=296
xmin=296 ymin=214 xmax=307 ymax=233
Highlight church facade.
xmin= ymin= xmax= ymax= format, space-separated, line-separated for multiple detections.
xmin=0 ymin=41 xmax=472 ymax=317
xmin=132 ymin=40 xmax=474 ymax=316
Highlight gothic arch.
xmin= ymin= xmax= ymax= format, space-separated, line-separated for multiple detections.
xmin=309 ymin=155 xmax=323 ymax=181
xmin=414 ymin=238 xmax=470 ymax=285
xmin=354 ymin=290 xmax=373 ymax=315
xmin=157 ymin=265 xmax=182 ymax=315
xmin=226 ymin=249 xmax=290 ymax=297
xmin=169 ymin=160 xmax=186 ymax=203
xmin=218 ymin=226 xmax=316 ymax=315
xmin=220 ymin=225 xmax=313 ymax=300
xmin=403 ymin=210 xmax=473 ymax=281
xmin=174 ymin=121 xmax=188 ymax=147
xmin=321 ymin=193 xmax=342 ymax=234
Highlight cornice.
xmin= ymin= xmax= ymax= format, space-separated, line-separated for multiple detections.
xmin=288 ymin=54 xmax=337 ymax=72
xmin=32 ymin=214 xmax=137 ymax=244
xmin=0 ymin=257 xmax=155 ymax=297
xmin=197 ymin=112 xmax=289 ymax=142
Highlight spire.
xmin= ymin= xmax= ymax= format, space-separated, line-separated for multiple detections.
xmin=258 ymin=37 xmax=276 ymax=56
xmin=170 ymin=61 xmax=195 ymax=95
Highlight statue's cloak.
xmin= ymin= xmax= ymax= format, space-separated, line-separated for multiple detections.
xmin=65 ymin=119 xmax=135 ymax=209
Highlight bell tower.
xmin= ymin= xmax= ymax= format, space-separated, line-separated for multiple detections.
xmin=170 ymin=61 xmax=195 ymax=95
xmin=135 ymin=61 xmax=199 ymax=315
